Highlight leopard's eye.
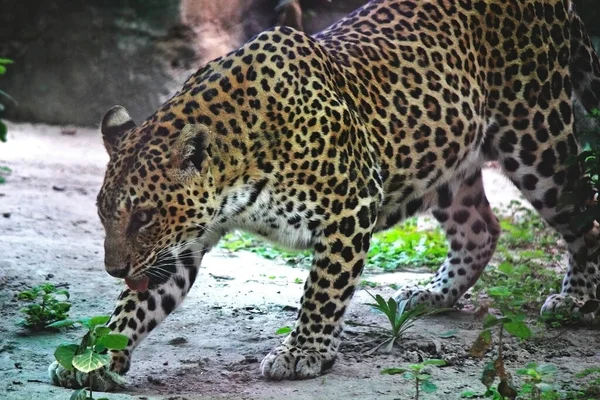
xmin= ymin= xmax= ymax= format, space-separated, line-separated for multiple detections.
xmin=132 ymin=210 xmax=152 ymax=225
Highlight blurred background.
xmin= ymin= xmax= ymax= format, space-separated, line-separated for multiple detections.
xmin=0 ymin=0 xmax=368 ymax=127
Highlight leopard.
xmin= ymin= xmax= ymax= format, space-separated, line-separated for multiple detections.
xmin=49 ymin=0 xmax=600 ymax=391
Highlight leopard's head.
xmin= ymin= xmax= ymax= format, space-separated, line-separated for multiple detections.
xmin=96 ymin=105 xmax=219 ymax=291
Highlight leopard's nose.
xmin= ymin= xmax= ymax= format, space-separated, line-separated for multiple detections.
xmin=105 ymin=263 xmax=130 ymax=278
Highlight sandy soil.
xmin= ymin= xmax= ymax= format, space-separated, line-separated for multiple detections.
xmin=1 ymin=122 xmax=600 ymax=400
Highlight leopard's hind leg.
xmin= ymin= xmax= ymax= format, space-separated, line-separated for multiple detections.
xmin=394 ymin=170 xmax=501 ymax=308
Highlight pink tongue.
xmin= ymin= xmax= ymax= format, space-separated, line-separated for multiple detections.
xmin=125 ymin=276 xmax=150 ymax=292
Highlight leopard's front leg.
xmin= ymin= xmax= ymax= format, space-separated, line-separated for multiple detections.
xmin=261 ymin=202 xmax=377 ymax=380
xmin=49 ymin=250 xmax=201 ymax=391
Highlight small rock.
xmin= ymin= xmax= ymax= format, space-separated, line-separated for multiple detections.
xmin=52 ymin=185 xmax=66 ymax=191
xmin=46 ymin=273 xmax=55 ymax=280
xmin=61 ymin=129 xmax=77 ymax=136
xmin=2 ymin=212 xmax=10 ymax=218
xmin=244 ymin=355 xmax=259 ymax=363
xmin=282 ymin=305 xmax=298 ymax=312
xmin=147 ymin=376 xmax=165 ymax=386
xmin=168 ymin=337 xmax=188 ymax=346
xmin=209 ymin=273 xmax=234 ymax=281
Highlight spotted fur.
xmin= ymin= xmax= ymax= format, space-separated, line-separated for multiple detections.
xmin=50 ymin=0 xmax=600 ymax=390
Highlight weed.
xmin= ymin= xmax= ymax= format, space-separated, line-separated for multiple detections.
xmin=516 ymin=362 xmax=559 ymax=399
xmin=381 ymin=359 xmax=446 ymax=400
xmin=472 ymin=260 xmax=562 ymax=314
xmin=219 ymin=231 xmax=311 ymax=267
xmin=559 ymin=110 xmax=600 ymax=235
xmin=0 ymin=58 xmax=15 ymax=184
xmin=275 ymin=326 xmax=292 ymax=335
xmin=470 ymin=275 xmax=535 ymax=399
xmin=360 ymin=280 xmax=379 ymax=288
xmin=52 ymin=315 xmax=127 ymax=400
xmin=219 ymin=218 xmax=446 ymax=272
xmin=368 ymin=218 xmax=446 ymax=271
xmin=359 ymin=292 xmax=448 ymax=353
xmin=16 ymin=284 xmax=71 ymax=331
xmin=496 ymin=200 xmax=559 ymax=252
xmin=575 ymin=367 xmax=600 ymax=385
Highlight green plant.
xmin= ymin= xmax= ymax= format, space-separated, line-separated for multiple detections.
xmin=0 ymin=58 xmax=14 ymax=144
xmin=470 ymin=277 xmax=535 ymax=399
xmin=275 ymin=326 xmax=292 ymax=335
xmin=496 ymin=200 xmax=559 ymax=251
xmin=558 ymin=109 xmax=600 ymax=260
xmin=362 ymin=292 xmax=448 ymax=353
xmin=564 ymin=367 xmax=600 ymax=399
xmin=52 ymin=315 xmax=127 ymax=400
xmin=0 ymin=58 xmax=15 ymax=184
xmin=360 ymin=280 xmax=378 ymax=288
xmin=219 ymin=218 xmax=447 ymax=273
xmin=516 ymin=362 xmax=559 ymax=399
xmin=381 ymin=359 xmax=446 ymax=400
xmin=16 ymin=284 xmax=71 ymax=331
xmin=472 ymin=260 xmax=562 ymax=314
xmin=575 ymin=367 xmax=600 ymax=385
xmin=368 ymin=218 xmax=447 ymax=272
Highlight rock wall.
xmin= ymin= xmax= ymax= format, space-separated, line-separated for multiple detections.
xmin=0 ymin=0 xmax=370 ymax=127
xmin=0 ymin=0 xmax=199 ymax=126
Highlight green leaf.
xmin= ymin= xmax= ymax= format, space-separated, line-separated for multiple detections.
xmin=497 ymin=262 xmax=514 ymax=275
xmin=0 ymin=58 xmax=13 ymax=64
xmin=96 ymin=334 xmax=128 ymax=350
xmin=275 ymin=326 xmax=292 ymax=335
xmin=537 ymin=363 xmax=558 ymax=376
xmin=483 ymin=314 xmax=502 ymax=329
xmin=0 ymin=121 xmax=7 ymax=143
xmin=438 ymin=329 xmax=458 ymax=338
xmin=0 ymin=89 xmax=17 ymax=104
xmin=54 ymin=344 xmax=79 ymax=371
xmin=481 ymin=361 xmax=497 ymax=388
xmin=72 ymin=349 xmax=110 ymax=373
xmin=423 ymin=359 xmax=446 ymax=366
xmin=461 ymin=391 xmax=477 ymax=398
xmin=47 ymin=319 xmax=77 ymax=329
xmin=54 ymin=289 xmax=70 ymax=299
xmin=536 ymin=382 xmax=557 ymax=393
xmin=487 ymin=286 xmax=512 ymax=298
xmin=421 ymin=381 xmax=438 ymax=393
xmin=503 ymin=321 xmax=532 ymax=339
xmin=69 ymin=388 xmax=88 ymax=400
xmin=79 ymin=315 xmax=110 ymax=330
xmin=94 ymin=326 xmax=111 ymax=338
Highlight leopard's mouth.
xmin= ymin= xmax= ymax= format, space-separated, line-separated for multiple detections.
xmin=125 ymin=275 xmax=150 ymax=292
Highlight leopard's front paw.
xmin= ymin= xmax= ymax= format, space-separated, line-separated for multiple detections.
xmin=260 ymin=343 xmax=336 ymax=380
xmin=541 ymin=294 xmax=593 ymax=320
xmin=393 ymin=285 xmax=452 ymax=309
xmin=48 ymin=353 xmax=128 ymax=392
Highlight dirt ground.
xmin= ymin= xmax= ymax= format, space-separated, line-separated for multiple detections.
xmin=1 ymin=122 xmax=600 ymax=400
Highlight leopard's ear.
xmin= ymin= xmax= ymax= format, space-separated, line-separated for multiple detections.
xmin=101 ymin=106 xmax=136 ymax=156
xmin=169 ymin=124 xmax=212 ymax=179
